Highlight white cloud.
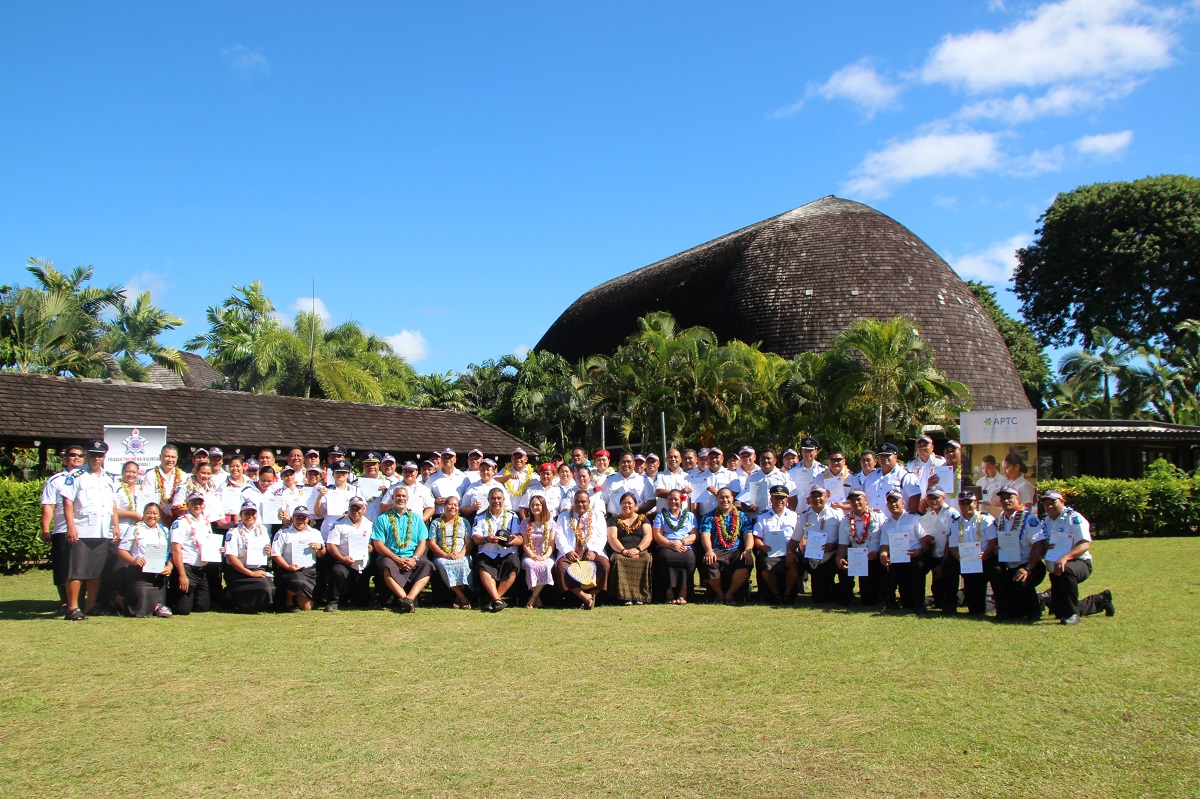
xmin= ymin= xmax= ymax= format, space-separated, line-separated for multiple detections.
xmin=1009 ymin=145 xmax=1065 ymax=176
xmin=957 ymin=81 xmax=1139 ymax=122
xmin=290 ymin=296 xmax=331 ymax=324
xmin=814 ymin=60 xmax=901 ymax=117
xmin=920 ymin=0 xmax=1175 ymax=94
xmin=1075 ymin=129 xmax=1134 ymax=157
xmin=221 ymin=44 xmax=270 ymax=74
xmin=512 ymin=344 xmax=530 ymax=359
xmin=385 ymin=330 xmax=429 ymax=363
xmin=842 ymin=129 xmax=1002 ymax=199
xmin=772 ymin=59 xmax=901 ymax=119
xmin=950 ymin=233 xmax=1033 ymax=283
xmin=124 ymin=271 xmax=168 ymax=306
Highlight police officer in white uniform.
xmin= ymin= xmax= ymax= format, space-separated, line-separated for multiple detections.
xmin=863 ymin=443 xmax=921 ymax=514
xmin=752 ymin=485 xmax=799 ymax=602
xmin=1039 ymin=490 xmax=1115 ymax=624
xmin=41 ymin=443 xmax=86 ymax=611
xmin=60 ymin=440 xmax=120 ymax=621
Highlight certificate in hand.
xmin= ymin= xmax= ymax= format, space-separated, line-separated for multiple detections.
xmin=823 ymin=477 xmax=847 ymax=504
xmin=919 ymin=513 xmax=941 ymax=535
xmin=324 ymin=491 xmax=350 ymax=517
xmin=261 ymin=494 xmax=284 ymax=522
xmin=847 ymin=546 xmax=870 ymax=577
xmin=997 ymin=529 xmax=1019 ymax=563
xmin=290 ymin=541 xmax=315 ymax=568
xmin=137 ymin=492 xmax=159 ymax=514
xmin=803 ymin=531 xmax=827 ymax=560
xmin=140 ymin=542 xmax=168 ymax=573
xmin=687 ymin=476 xmax=710 ymax=499
xmin=245 ymin=535 xmax=269 ymax=567
xmin=932 ymin=465 xmax=956 ymax=494
xmin=357 ymin=477 xmax=382 ymax=501
xmin=958 ymin=541 xmax=983 ymax=573
xmin=198 ymin=532 xmax=224 ymax=563
xmin=221 ymin=489 xmax=244 ymax=516
xmin=887 ymin=531 xmax=911 ymax=563
xmin=1044 ymin=532 xmax=1073 ymax=565
xmin=346 ymin=532 xmax=369 ymax=563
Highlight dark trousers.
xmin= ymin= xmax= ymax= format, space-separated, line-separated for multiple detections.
xmin=328 ymin=562 xmax=372 ymax=606
xmin=50 ymin=533 xmax=70 ymax=588
xmin=810 ymin=558 xmax=841 ymax=603
xmin=839 ymin=558 xmax=884 ymax=605
xmin=171 ymin=564 xmax=212 ymax=615
xmin=1049 ymin=559 xmax=1101 ymax=619
xmin=996 ymin=562 xmax=1046 ymax=620
xmin=941 ymin=555 xmax=995 ymax=615
xmin=888 ymin=554 xmax=932 ymax=612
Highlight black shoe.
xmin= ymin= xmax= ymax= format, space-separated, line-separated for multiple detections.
xmin=323 ymin=602 xmax=338 ymax=613
xmin=285 ymin=605 xmax=301 ymax=613
xmin=1037 ymin=590 xmax=1051 ymax=611
xmin=1060 ymin=614 xmax=1081 ymax=625
xmin=492 ymin=599 xmax=508 ymax=613
xmin=1101 ymin=589 xmax=1115 ymax=616
xmin=64 ymin=608 xmax=87 ymax=621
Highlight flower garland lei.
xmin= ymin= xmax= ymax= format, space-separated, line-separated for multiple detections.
xmin=119 ymin=480 xmax=137 ymax=512
xmin=486 ymin=510 xmax=513 ymax=541
xmin=505 ymin=464 xmax=534 ymax=496
xmin=570 ymin=511 xmax=592 ymax=552
xmin=662 ymin=510 xmax=689 ymax=533
xmin=526 ymin=521 xmax=553 ymax=557
xmin=848 ymin=512 xmax=873 ymax=545
xmin=155 ymin=466 xmax=183 ymax=504
xmin=1001 ymin=508 xmax=1027 ymax=539
xmin=436 ymin=515 xmax=466 ymax=556
xmin=387 ymin=509 xmax=418 ymax=553
xmin=713 ymin=511 xmax=742 ymax=549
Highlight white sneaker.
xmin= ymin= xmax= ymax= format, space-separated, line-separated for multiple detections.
xmin=153 ymin=604 xmax=173 ymax=618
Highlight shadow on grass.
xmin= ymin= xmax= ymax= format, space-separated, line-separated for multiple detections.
xmin=0 ymin=599 xmax=63 ymax=620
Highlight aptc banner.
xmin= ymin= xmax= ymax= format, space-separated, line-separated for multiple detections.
xmin=103 ymin=425 xmax=168 ymax=476
xmin=959 ymin=410 xmax=1038 ymax=445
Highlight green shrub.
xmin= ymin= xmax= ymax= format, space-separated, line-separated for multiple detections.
xmin=1041 ymin=468 xmax=1200 ymax=538
xmin=0 ymin=479 xmax=49 ymax=573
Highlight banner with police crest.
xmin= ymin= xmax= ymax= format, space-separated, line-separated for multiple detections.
xmin=103 ymin=425 xmax=167 ymax=476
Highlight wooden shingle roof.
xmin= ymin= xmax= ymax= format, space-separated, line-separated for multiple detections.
xmin=0 ymin=371 xmax=530 ymax=459
xmin=145 ymin=351 xmax=227 ymax=390
xmin=536 ymin=196 xmax=1031 ymax=411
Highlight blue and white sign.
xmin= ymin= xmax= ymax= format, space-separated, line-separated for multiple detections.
xmin=104 ymin=425 xmax=168 ymax=476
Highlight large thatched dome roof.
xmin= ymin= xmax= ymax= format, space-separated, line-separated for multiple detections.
xmin=536 ymin=196 xmax=1030 ymax=411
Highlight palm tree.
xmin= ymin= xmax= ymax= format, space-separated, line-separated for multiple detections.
xmin=100 ymin=291 xmax=188 ymax=382
xmin=0 ymin=286 xmax=109 ymax=375
xmin=1042 ymin=376 xmax=1104 ymax=419
xmin=276 ymin=313 xmax=415 ymax=404
xmin=185 ymin=282 xmax=290 ymax=392
xmin=1058 ymin=327 xmax=1137 ymax=419
xmin=415 ymin=372 xmax=471 ymax=411
xmin=822 ymin=316 xmax=971 ymax=446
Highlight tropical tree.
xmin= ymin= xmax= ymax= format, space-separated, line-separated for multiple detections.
xmin=821 ymin=316 xmax=971 ymax=448
xmin=274 ymin=312 xmax=416 ymax=404
xmin=184 ymin=281 xmax=291 ymax=392
xmin=415 ymin=371 xmax=471 ymax=411
xmin=1057 ymin=327 xmax=1137 ymax=420
xmin=99 ymin=291 xmax=188 ymax=382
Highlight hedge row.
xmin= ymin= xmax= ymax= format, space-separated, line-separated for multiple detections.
xmin=1039 ymin=474 xmax=1200 ymax=538
xmin=0 ymin=478 xmax=48 ymax=573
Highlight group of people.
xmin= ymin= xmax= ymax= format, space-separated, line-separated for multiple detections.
xmin=39 ymin=435 xmax=1115 ymax=625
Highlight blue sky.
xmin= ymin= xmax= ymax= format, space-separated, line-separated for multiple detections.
xmin=2 ymin=1 xmax=1197 ymax=374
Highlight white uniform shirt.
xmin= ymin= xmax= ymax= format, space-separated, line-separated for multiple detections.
xmin=61 ymin=469 xmax=117 ymax=539
xmin=741 ymin=468 xmax=796 ymax=518
xmin=555 ymin=509 xmax=608 ymax=557
xmin=169 ymin=513 xmax=211 ymax=567
xmin=471 ymin=509 xmax=520 ymax=558
xmin=318 ymin=485 xmax=363 ymax=537
xmin=140 ymin=467 xmax=185 ymax=510
xmin=119 ymin=522 xmax=169 ymax=560
xmin=976 ymin=473 xmax=1004 ymax=505
xmin=113 ymin=481 xmax=143 ymax=537
xmin=906 ymin=454 xmax=946 ymax=490
xmin=223 ymin=523 xmax=272 ymax=563
xmin=948 ymin=511 xmax=998 ymax=548
xmin=398 ymin=480 xmax=435 ymax=518
xmin=601 ymin=472 xmax=654 ymax=515
xmin=863 ymin=466 xmax=921 ymax=511
xmin=921 ymin=506 xmax=962 ymax=558
xmin=326 ymin=516 xmax=374 ymax=571
xmin=995 ymin=509 xmax=1045 ymax=567
xmin=462 ymin=479 xmax=510 ymax=517
xmin=40 ymin=470 xmax=74 ymax=535
xmin=691 ymin=467 xmax=738 ymax=517
xmin=653 ymin=468 xmax=692 ymax=513
xmin=787 ymin=461 xmax=825 ymax=501
xmin=271 ymin=525 xmax=323 ymax=565
xmin=173 ymin=479 xmax=223 ymax=525
xmin=795 ymin=507 xmax=844 ymax=565
xmin=1041 ymin=508 xmax=1092 ymax=564
xmin=753 ymin=507 xmax=798 ymax=558
xmin=427 ymin=470 xmax=470 ymax=507
xmin=838 ymin=510 xmax=886 ymax=553
xmin=522 ymin=482 xmax=565 ymax=518
xmin=879 ymin=512 xmax=927 ymax=556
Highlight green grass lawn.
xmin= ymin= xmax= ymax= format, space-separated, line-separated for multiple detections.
xmin=1 ymin=537 xmax=1197 ymax=799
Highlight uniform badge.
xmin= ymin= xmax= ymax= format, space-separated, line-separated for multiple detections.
xmin=121 ymin=428 xmax=150 ymax=457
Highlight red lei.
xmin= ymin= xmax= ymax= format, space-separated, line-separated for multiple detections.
xmin=714 ymin=512 xmax=742 ymax=549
